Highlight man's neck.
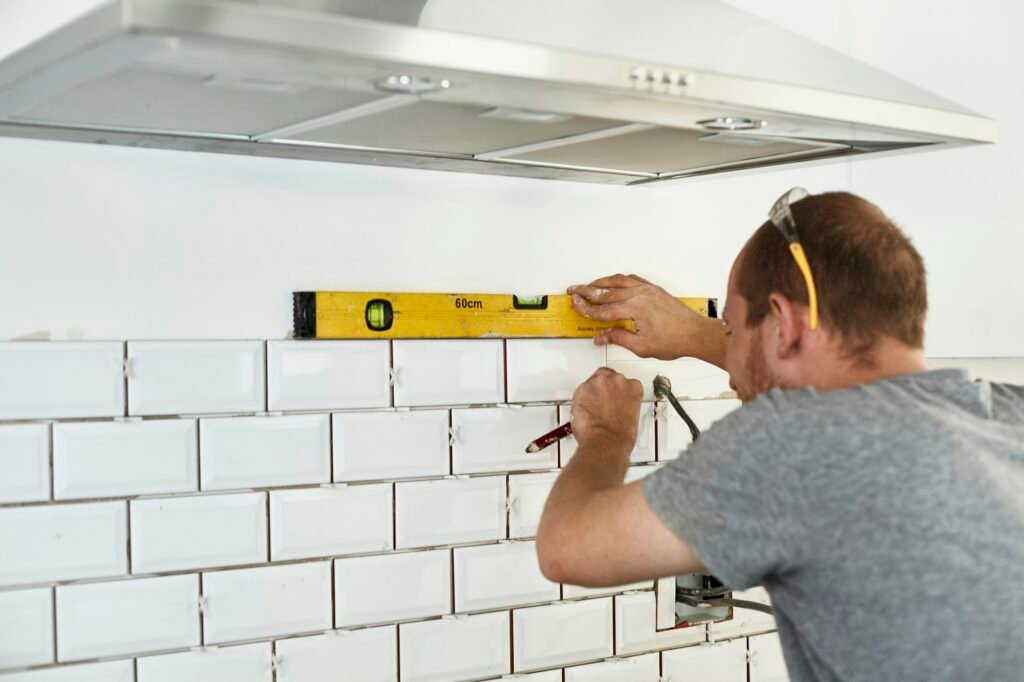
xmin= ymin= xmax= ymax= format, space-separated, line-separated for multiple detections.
xmin=806 ymin=338 xmax=928 ymax=393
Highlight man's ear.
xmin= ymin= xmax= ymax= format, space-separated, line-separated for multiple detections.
xmin=767 ymin=293 xmax=803 ymax=359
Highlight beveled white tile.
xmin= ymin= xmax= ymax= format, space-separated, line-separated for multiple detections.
xmin=0 ymin=587 xmax=53 ymax=668
xmin=0 ymin=501 xmax=126 ymax=587
xmin=53 ymin=419 xmax=197 ymax=500
xmin=453 ymin=541 xmax=558 ymax=612
xmin=0 ymin=423 xmax=50 ymax=503
xmin=127 ymin=341 xmax=264 ymax=416
xmin=270 ymin=484 xmax=392 ymax=561
xmin=332 ymin=409 xmax=449 ymax=482
xmin=393 ymin=340 xmax=504 ymax=406
xmin=0 ymin=342 xmax=125 ymax=420
xmin=199 ymin=413 xmax=330 ymax=490
xmin=614 ymin=592 xmax=706 ymax=656
xmin=202 ymin=562 xmax=332 ymax=644
xmin=623 ymin=464 xmax=662 ymax=483
xmin=395 ymin=476 xmax=506 ymax=549
xmin=606 ymin=356 xmax=732 ymax=401
xmin=0 ymin=660 xmax=134 ymax=682
xmin=137 ymin=642 xmax=272 ymax=682
xmin=130 ymin=492 xmax=267 ymax=573
xmin=481 ymin=672 xmax=561 ymax=682
xmin=452 ymin=405 xmax=558 ymax=474
xmin=657 ymin=399 xmax=741 ymax=461
xmin=662 ymin=639 xmax=748 ymax=682
xmin=562 ymin=580 xmax=652 ymax=599
xmin=267 ymin=340 xmax=391 ymax=411
xmin=565 ymin=652 xmax=660 ymax=681
xmin=709 ymin=586 xmax=775 ymax=640
xmin=508 ymin=471 xmax=559 ymax=539
xmin=334 ymin=550 xmax=451 ymax=627
xmin=275 ymin=625 xmax=396 ymax=682
xmin=749 ymin=633 xmax=788 ymax=682
xmin=56 ymin=574 xmax=200 ymax=661
xmin=559 ymin=403 xmax=656 ymax=466
xmin=399 ymin=611 xmax=510 ymax=682
xmin=513 ymin=598 xmax=613 ymax=671
xmin=506 ymin=339 xmax=606 ymax=402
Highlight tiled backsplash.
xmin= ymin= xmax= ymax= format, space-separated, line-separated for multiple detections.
xmin=0 ymin=339 xmax=780 ymax=681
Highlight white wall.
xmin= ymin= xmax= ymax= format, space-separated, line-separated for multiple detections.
xmin=0 ymin=0 xmax=1020 ymax=357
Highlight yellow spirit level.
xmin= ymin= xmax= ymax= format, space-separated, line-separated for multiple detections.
xmin=293 ymin=291 xmax=716 ymax=339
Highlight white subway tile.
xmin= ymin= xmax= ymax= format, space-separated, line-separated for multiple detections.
xmin=657 ymin=399 xmax=741 ymax=461
xmin=749 ymin=633 xmax=788 ymax=682
xmin=708 ymin=587 xmax=775 ymax=640
xmin=508 ymin=471 xmax=558 ymax=539
xmin=137 ymin=642 xmax=272 ymax=682
xmin=0 ymin=342 xmax=125 ymax=420
xmin=332 ymin=409 xmax=449 ymax=482
xmin=127 ymin=341 xmax=264 ymax=416
xmin=565 ymin=653 xmax=660 ymax=681
xmin=267 ymin=340 xmax=391 ymax=411
xmin=513 ymin=598 xmax=613 ymax=671
xmin=399 ymin=611 xmax=510 ymax=682
xmin=0 ymin=660 xmax=134 ymax=682
xmin=0 ymin=502 xmax=126 ymax=587
xmin=453 ymin=541 xmax=558 ymax=612
xmin=0 ymin=423 xmax=50 ymax=503
xmin=562 ymin=581 xmax=652 ymax=600
xmin=270 ymin=484 xmax=392 ymax=561
xmin=275 ymin=626 xmax=396 ymax=682
xmin=334 ymin=550 xmax=451 ymax=627
xmin=0 ymin=588 xmax=52 ymax=668
xmin=56 ymin=574 xmax=199 ymax=661
xmin=130 ymin=492 xmax=267 ymax=573
xmin=623 ymin=464 xmax=662 ymax=483
xmin=393 ymin=340 xmax=504 ymax=406
xmin=606 ymin=356 xmax=732 ymax=401
xmin=662 ymin=639 xmax=748 ymax=682
xmin=53 ymin=419 xmax=197 ymax=500
xmin=452 ymin=406 xmax=558 ymax=474
xmin=199 ymin=413 xmax=329 ymax=490
xmin=559 ymin=403 xmax=656 ymax=466
xmin=202 ymin=562 xmax=332 ymax=644
xmin=506 ymin=339 xmax=605 ymax=402
xmin=614 ymin=592 xmax=706 ymax=656
xmin=482 ymin=672 xmax=561 ymax=682
xmin=395 ymin=476 xmax=506 ymax=549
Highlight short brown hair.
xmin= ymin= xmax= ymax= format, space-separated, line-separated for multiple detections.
xmin=736 ymin=191 xmax=927 ymax=357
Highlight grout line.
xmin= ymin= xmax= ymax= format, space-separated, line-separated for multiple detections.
xmin=50 ymin=586 xmax=58 ymax=663
xmin=265 ymin=492 xmax=271 ymax=563
xmin=47 ymin=422 xmax=54 ymax=501
xmin=132 ymin=657 xmax=138 ymax=681
xmin=122 ymin=342 xmax=129 ymax=418
xmin=198 ymin=572 xmax=205 ymax=645
xmin=395 ymin=622 xmax=401 ymax=680
xmin=328 ymin=412 xmax=334 ymax=483
xmin=388 ymin=340 xmax=395 ymax=408
xmin=125 ymin=500 xmax=132 ymax=574
xmin=508 ymin=608 xmax=515 ymax=675
xmin=391 ymin=482 xmax=397 ymax=552
xmin=447 ymin=410 xmax=453 ymax=476
xmin=271 ymin=639 xmax=277 ymax=682
xmin=195 ymin=419 xmax=202 ymax=492
xmin=502 ymin=339 xmax=509 ymax=404
xmin=262 ymin=340 xmax=269 ymax=413
xmin=330 ymin=560 xmax=337 ymax=630
xmin=449 ymin=547 xmax=456 ymax=615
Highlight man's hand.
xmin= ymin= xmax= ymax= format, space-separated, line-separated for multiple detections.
xmin=571 ymin=368 xmax=644 ymax=454
xmin=568 ymin=274 xmax=726 ymax=367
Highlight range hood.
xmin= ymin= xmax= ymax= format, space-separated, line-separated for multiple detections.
xmin=0 ymin=0 xmax=996 ymax=185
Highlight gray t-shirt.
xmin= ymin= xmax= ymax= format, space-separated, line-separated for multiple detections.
xmin=643 ymin=368 xmax=1024 ymax=682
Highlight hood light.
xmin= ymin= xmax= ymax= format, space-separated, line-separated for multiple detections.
xmin=374 ymin=74 xmax=451 ymax=94
xmin=698 ymin=117 xmax=767 ymax=131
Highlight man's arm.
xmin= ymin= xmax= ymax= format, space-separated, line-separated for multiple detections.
xmin=536 ymin=369 xmax=704 ymax=587
xmin=568 ymin=274 xmax=728 ymax=368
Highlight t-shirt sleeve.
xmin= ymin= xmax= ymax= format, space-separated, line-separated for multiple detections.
xmin=642 ymin=395 xmax=806 ymax=589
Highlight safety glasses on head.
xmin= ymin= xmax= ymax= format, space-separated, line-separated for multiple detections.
xmin=769 ymin=187 xmax=819 ymax=330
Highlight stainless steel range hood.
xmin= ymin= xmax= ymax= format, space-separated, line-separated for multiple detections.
xmin=0 ymin=0 xmax=996 ymax=185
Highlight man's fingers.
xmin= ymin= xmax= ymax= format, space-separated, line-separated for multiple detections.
xmin=568 ymin=284 xmax=642 ymax=305
xmin=626 ymin=274 xmax=653 ymax=285
xmin=571 ymin=296 xmax=633 ymax=322
xmin=593 ymin=327 xmax=642 ymax=354
xmin=586 ymin=274 xmax=646 ymax=290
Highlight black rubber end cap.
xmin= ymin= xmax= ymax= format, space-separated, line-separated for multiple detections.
xmin=293 ymin=292 xmax=317 ymax=338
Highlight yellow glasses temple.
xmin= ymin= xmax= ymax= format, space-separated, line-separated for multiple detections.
xmin=788 ymin=242 xmax=819 ymax=330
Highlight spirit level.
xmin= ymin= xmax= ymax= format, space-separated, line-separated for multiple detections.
xmin=293 ymin=291 xmax=716 ymax=339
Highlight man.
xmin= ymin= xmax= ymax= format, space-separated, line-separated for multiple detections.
xmin=535 ymin=190 xmax=1024 ymax=681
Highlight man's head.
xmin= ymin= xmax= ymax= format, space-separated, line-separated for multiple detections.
xmin=723 ymin=191 xmax=928 ymax=402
